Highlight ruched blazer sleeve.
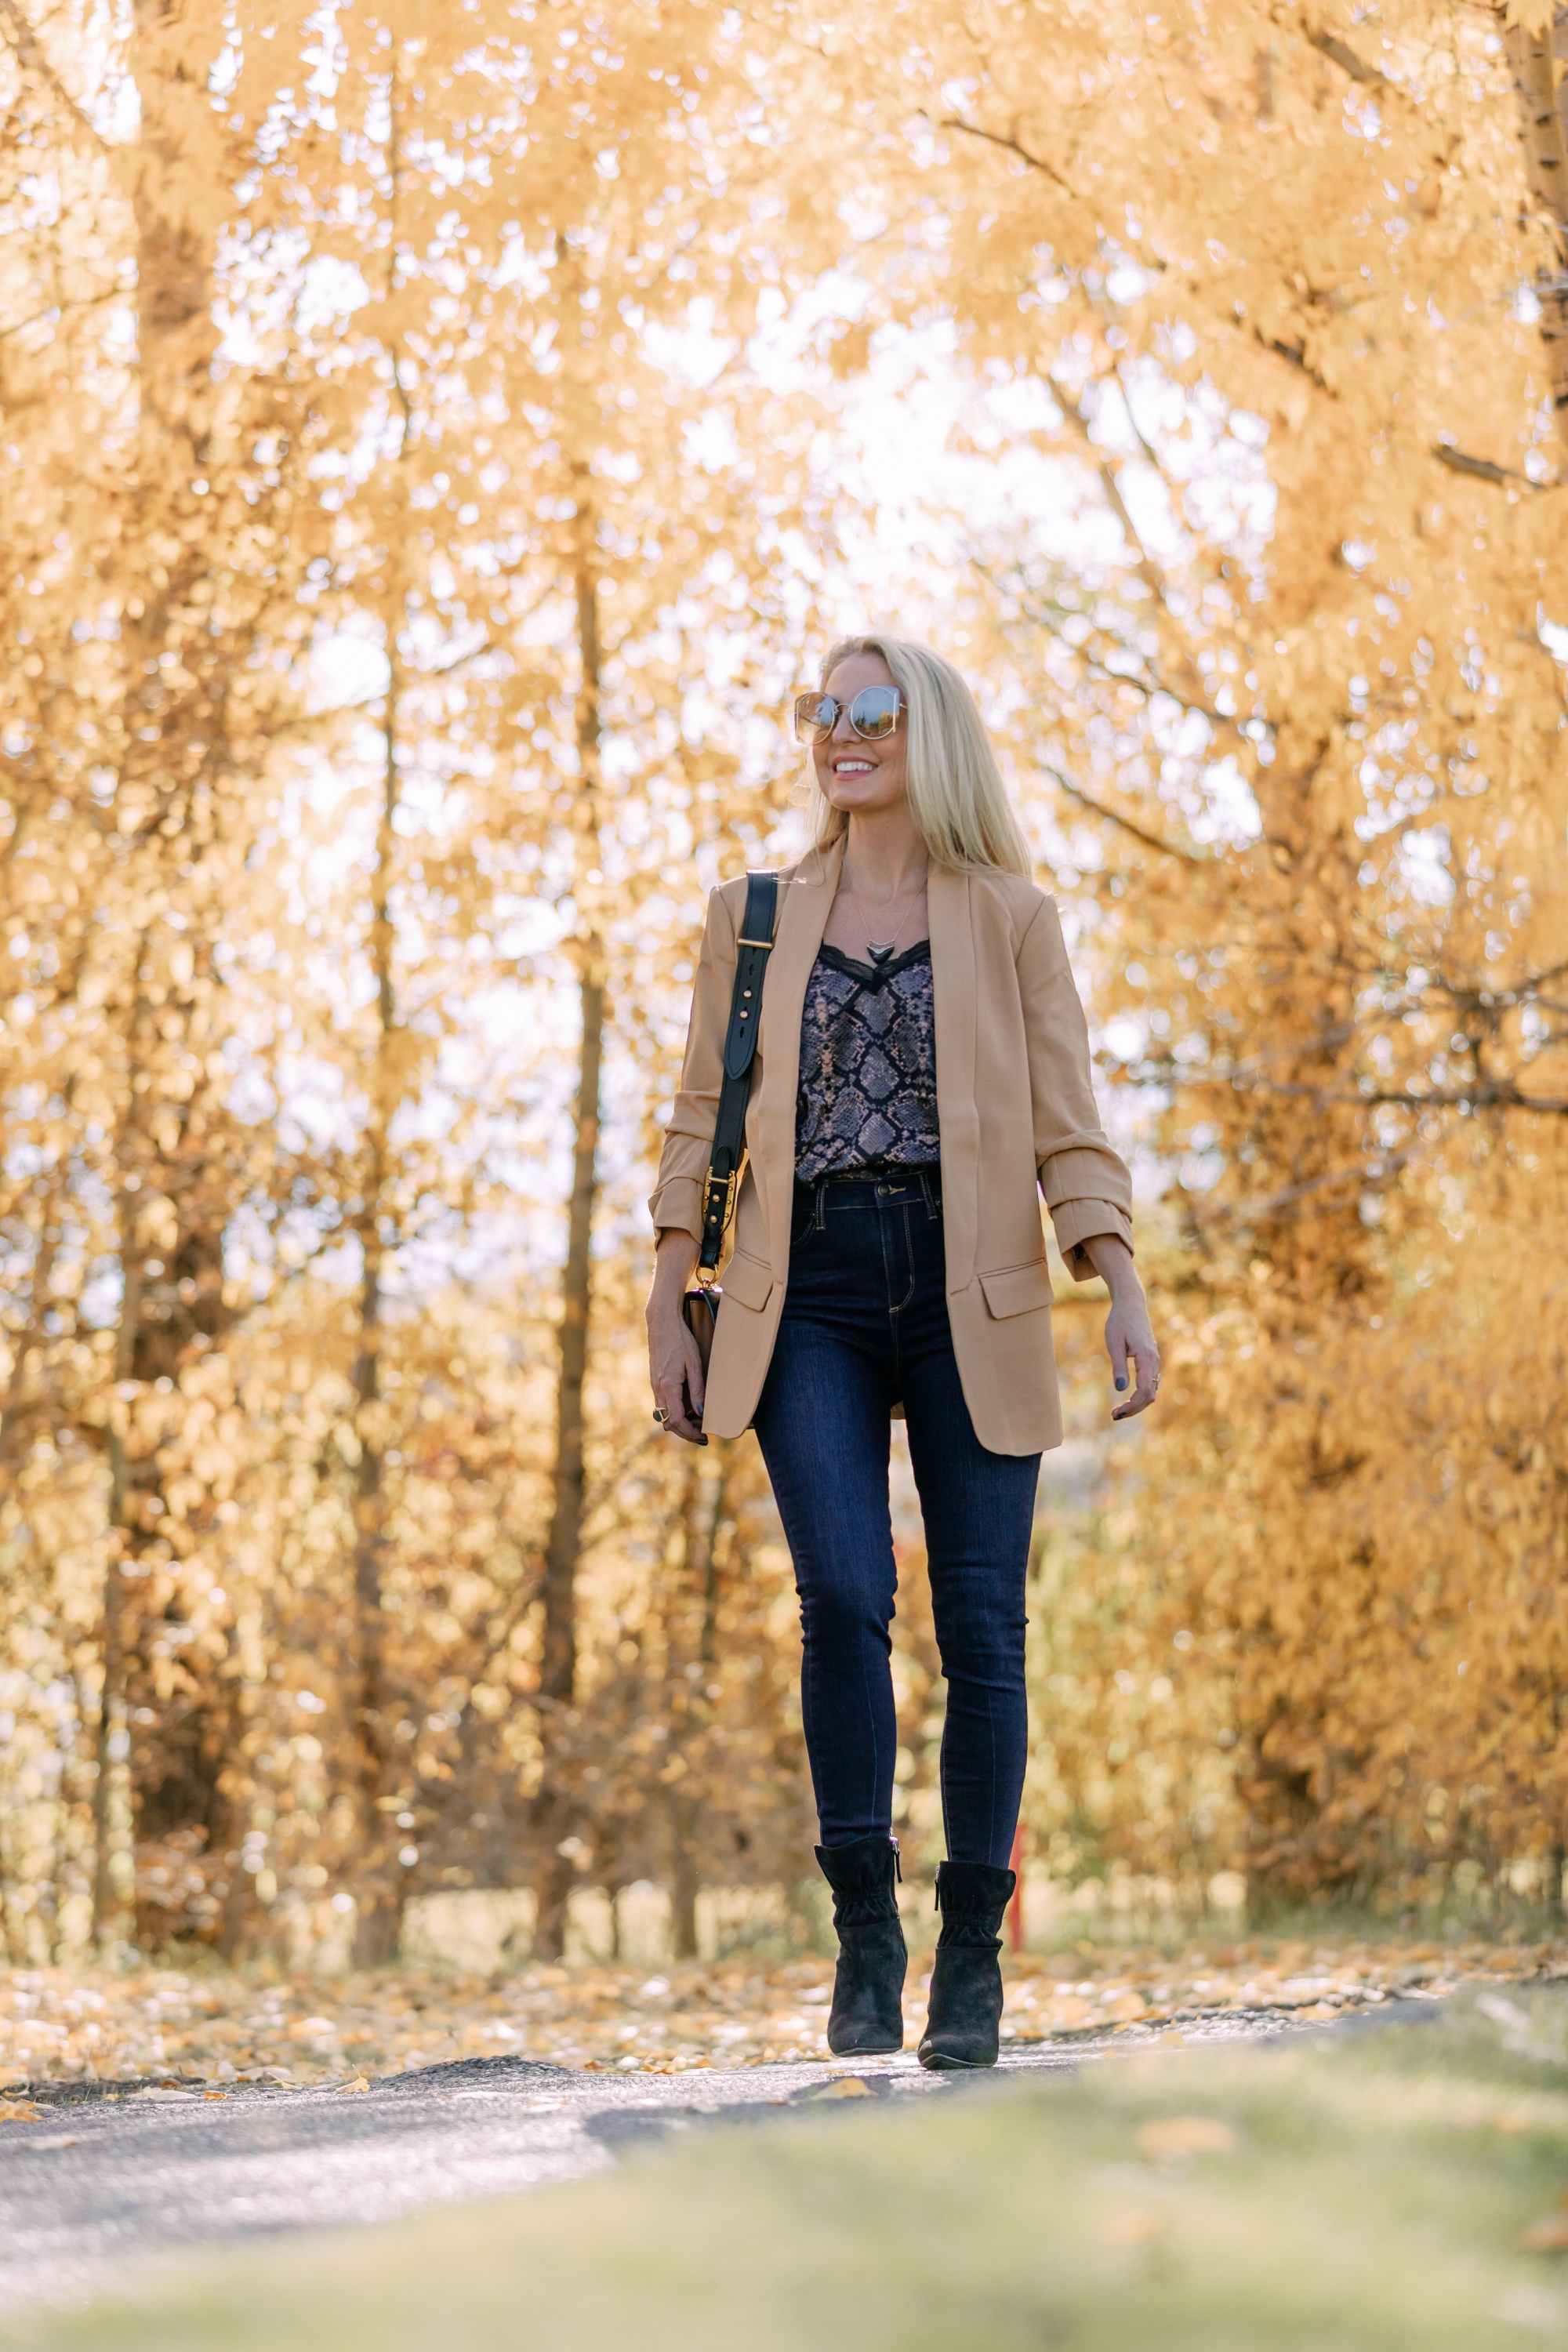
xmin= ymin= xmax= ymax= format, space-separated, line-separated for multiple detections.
xmin=1017 ymin=894 xmax=1134 ymax=1279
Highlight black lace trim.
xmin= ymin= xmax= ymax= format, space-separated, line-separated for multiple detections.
xmin=815 ymin=938 xmax=932 ymax=989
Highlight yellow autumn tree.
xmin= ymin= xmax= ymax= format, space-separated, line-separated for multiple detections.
xmin=0 ymin=0 xmax=836 ymax=1964
xmin=828 ymin=0 xmax=1568 ymax=1905
xmin=6 ymin=0 xmax=1566 ymax=1975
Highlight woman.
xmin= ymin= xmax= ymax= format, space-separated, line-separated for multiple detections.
xmin=645 ymin=635 xmax=1160 ymax=2070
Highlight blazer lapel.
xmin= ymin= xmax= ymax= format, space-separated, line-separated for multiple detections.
xmin=749 ymin=834 xmax=844 ymax=1273
xmin=929 ymin=866 xmax=978 ymax=1294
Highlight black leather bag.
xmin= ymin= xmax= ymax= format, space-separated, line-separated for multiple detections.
xmin=679 ymin=1284 xmax=720 ymax=1377
xmin=682 ymin=871 xmax=779 ymax=1385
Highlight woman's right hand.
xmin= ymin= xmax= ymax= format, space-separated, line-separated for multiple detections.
xmin=646 ymin=1231 xmax=709 ymax=1445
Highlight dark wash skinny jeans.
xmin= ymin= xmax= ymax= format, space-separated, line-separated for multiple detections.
xmin=752 ymin=1167 xmax=1040 ymax=1870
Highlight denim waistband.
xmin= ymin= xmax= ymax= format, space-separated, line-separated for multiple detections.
xmin=793 ymin=1163 xmax=942 ymax=1225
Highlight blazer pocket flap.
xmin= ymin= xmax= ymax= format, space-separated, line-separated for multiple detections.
xmin=979 ymin=1260 xmax=1054 ymax=1319
xmin=721 ymin=1251 xmax=775 ymax=1313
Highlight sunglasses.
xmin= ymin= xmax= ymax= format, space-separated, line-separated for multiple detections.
xmin=792 ymin=686 xmax=906 ymax=745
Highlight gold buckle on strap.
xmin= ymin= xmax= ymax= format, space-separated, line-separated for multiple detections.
xmin=702 ymin=1167 xmax=739 ymax=1225
xmin=697 ymin=1166 xmax=740 ymax=1280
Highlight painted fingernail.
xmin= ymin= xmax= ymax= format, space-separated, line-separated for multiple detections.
xmin=1115 ymin=1377 xmax=1128 ymax=1391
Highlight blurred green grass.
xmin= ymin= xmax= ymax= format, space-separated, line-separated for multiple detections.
xmin=13 ymin=1986 xmax=1568 ymax=2352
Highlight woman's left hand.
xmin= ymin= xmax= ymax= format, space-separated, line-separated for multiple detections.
xmin=1082 ymin=1235 xmax=1162 ymax=1421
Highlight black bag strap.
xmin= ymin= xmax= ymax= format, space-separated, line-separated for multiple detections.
xmin=696 ymin=872 xmax=779 ymax=1281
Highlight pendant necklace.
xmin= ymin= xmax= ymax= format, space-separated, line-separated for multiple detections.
xmin=849 ymin=876 xmax=924 ymax=968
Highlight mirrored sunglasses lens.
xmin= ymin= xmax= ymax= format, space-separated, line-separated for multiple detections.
xmin=793 ymin=693 xmax=837 ymax=742
xmin=850 ymin=688 xmax=900 ymax=739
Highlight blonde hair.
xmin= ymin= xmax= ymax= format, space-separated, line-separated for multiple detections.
xmin=808 ymin=633 xmax=1034 ymax=879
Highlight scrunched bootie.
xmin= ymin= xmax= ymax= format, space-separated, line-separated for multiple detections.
xmin=815 ymin=1833 xmax=907 ymax=2056
xmin=917 ymin=1858 xmax=1015 ymax=2071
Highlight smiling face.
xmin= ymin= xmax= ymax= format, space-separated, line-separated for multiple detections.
xmin=811 ymin=651 xmax=909 ymax=822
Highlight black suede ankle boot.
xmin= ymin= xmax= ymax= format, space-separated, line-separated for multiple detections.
xmin=815 ymin=1833 xmax=907 ymax=2056
xmin=917 ymin=1858 xmax=1016 ymax=2071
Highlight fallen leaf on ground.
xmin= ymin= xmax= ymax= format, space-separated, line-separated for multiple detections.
xmin=1516 ymin=2214 xmax=1568 ymax=2253
xmin=336 ymin=2075 xmax=370 ymax=2095
xmin=0 ymin=2100 xmax=44 ymax=2122
xmin=2 ymin=1937 xmax=1563 ymax=2086
xmin=1102 ymin=2209 xmax=1167 ymax=2246
xmin=1138 ymin=2116 xmax=1238 ymax=2160
xmin=804 ymin=2077 xmax=872 ymax=2100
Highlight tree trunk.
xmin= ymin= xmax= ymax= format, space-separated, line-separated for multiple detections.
xmin=1504 ymin=4 xmax=1568 ymax=452
xmin=90 ymin=1544 xmax=133 ymax=1947
xmin=532 ymin=509 xmax=607 ymax=1960
xmin=93 ymin=1161 xmax=149 ymax=1948
xmin=91 ymin=0 xmax=234 ymax=1955
xmin=130 ymin=0 xmax=216 ymax=466
xmin=666 ymin=1457 xmax=706 ymax=1961
xmin=347 ymin=65 xmax=416 ymax=1969
xmin=350 ymin=659 xmax=402 ymax=1966
xmin=666 ymin=1447 xmax=732 ymax=1962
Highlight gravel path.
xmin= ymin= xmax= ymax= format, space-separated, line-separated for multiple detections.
xmin=0 ymin=2002 xmax=1431 ymax=2309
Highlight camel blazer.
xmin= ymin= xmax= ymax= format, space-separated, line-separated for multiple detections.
xmin=648 ymin=837 xmax=1134 ymax=1455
